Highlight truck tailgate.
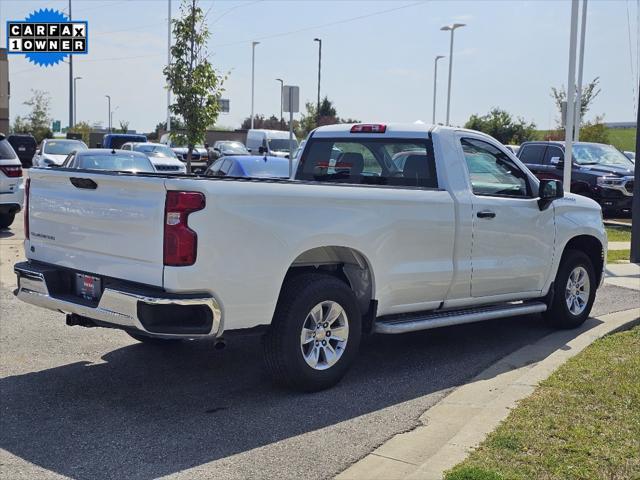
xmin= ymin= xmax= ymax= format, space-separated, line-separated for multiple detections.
xmin=26 ymin=169 xmax=167 ymax=287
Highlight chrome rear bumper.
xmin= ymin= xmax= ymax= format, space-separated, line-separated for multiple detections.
xmin=14 ymin=261 xmax=222 ymax=339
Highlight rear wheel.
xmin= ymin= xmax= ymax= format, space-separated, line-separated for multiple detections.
xmin=0 ymin=213 xmax=15 ymax=229
xmin=263 ymin=273 xmax=361 ymax=392
xmin=544 ymin=250 xmax=596 ymax=329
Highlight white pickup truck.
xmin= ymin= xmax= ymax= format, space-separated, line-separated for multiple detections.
xmin=14 ymin=124 xmax=606 ymax=391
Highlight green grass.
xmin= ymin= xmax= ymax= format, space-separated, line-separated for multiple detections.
xmin=606 ymin=225 xmax=632 ymax=242
xmin=607 ymin=127 xmax=636 ymax=152
xmin=608 ymin=249 xmax=630 ymax=263
xmin=444 ymin=327 xmax=640 ymax=480
xmin=533 ymin=127 xmax=636 ymax=152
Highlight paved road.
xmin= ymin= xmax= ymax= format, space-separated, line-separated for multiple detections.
xmin=1 ymin=221 xmax=639 ymax=480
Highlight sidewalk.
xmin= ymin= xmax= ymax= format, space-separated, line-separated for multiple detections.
xmin=604 ymin=262 xmax=640 ymax=290
xmin=608 ymin=241 xmax=631 ymax=251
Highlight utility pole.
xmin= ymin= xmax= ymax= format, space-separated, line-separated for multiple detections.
xmin=630 ymin=75 xmax=640 ymax=264
xmin=441 ymin=23 xmax=465 ymax=126
xmin=563 ymin=0 xmax=579 ymax=188
xmin=276 ymin=78 xmax=284 ymax=127
xmin=68 ymin=0 xmax=73 ymax=129
xmin=314 ymin=38 xmax=322 ymax=125
xmin=432 ymin=55 xmax=445 ymax=124
xmin=250 ymin=41 xmax=259 ymax=129
xmin=167 ymin=0 xmax=172 ymax=134
xmin=73 ymin=76 xmax=82 ymax=126
xmin=105 ymin=95 xmax=111 ymax=132
xmin=574 ymin=0 xmax=588 ymax=141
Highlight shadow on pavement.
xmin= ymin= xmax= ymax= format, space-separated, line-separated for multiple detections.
xmin=0 ymin=310 xmax=609 ymax=480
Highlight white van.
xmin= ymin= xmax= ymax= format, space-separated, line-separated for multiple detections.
xmin=246 ymin=129 xmax=298 ymax=158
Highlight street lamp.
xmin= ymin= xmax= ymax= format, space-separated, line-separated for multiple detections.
xmin=313 ymin=38 xmax=322 ymax=125
xmin=440 ymin=23 xmax=465 ymax=126
xmin=111 ymin=106 xmax=119 ymax=133
xmin=73 ymin=76 xmax=82 ymax=126
xmin=432 ymin=56 xmax=445 ymax=124
xmin=276 ymin=78 xmax=284 ymax=127
xmin=105 ymin=95 xmax=111 ymax=132
xmin=250 ymin=41 xmax=260 ymax=129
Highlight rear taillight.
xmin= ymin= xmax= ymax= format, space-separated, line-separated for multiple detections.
xmin=350 ymin=124 xmax=387 ymax=133
xmin=0 ymin=165 xmax=23 ymax=177
xmin=24 ymin=178 xmax=30 ymax=240
xmin=163 ymin=191 xmax=205 ymax=266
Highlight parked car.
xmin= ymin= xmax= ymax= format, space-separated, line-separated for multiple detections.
xmin=0 ymin=134 xmax=24 ymax=229
xmin=246 ymin=129 xmax=298 ymax=158
xmin=504 ymin=144 xmax=520 ymax=155
xmin=101 ymin=133 xmax=147 ymax=149
xmin=208 ymin=141 xmax=250 ymax=163
xmin=16 ymin=123 xmax=606 ymax=392
xmin=121 ymin=142 xmax=187 ymax=174
xmin=61 ymin=149 xmax=156 ymax=173
xmin=159 ymin=133 xmax=209 ymax=173
xmin=518 ymin=141 xmax=634 ymax=216
xmin=624 ymin=151 xmax=635 ymax=162
xmin=205 ymin=155 xmax=290 ymax=178
xmin=7 ymin=134 xmax=37 ymax=168
xmin=32 ymin=138 xmax=88 ymax=167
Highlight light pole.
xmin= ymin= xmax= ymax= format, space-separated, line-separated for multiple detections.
xmin=111 ymin=106 xmax=119 ymax=133
xmin=166 ymin=0 xmax=172 ymax=133
xmin=432 ymin=55 xmax=445 ymax=124
xmin=68 ymin=0 xmax=73 ymax=130
xmin=574 ymin=0 xmax=588 ymax=141
xmin=313 ymin=38 xmax=322 ymax=125
xmin=105 ymin=95 xmax=111 ymax=132
xmin=563 ymin=0 xmax=580 ymax=188
xmin=440 ymin=23 xmax=465 ymax=126
xmin=250 ymin=41 xmax=259 ymax=129
xmin=276 ymin=78 xmax=284 ymax=127
xmin=73 ymin=76 xmax=82 ymax=126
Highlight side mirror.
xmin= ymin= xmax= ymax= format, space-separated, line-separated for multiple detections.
xmin=538 ymin=179 xmax=564 ymax=210
xmin=247 ymin=148 xmax=252 ymax=153
xmin=258 ymin=146 xmax=266 ymax=154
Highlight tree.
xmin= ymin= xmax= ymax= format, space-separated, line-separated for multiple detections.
xmin=297 ymin=97 xmax=359 ymax=138
xmin=14 ymin=90 xmax=53 ymax=142
xmin=464 ymin=108 xmax=537 ymax=144
xmin=579 ymin=115 xmax=609 ymax=144
xmin=240 ymin=114 xmax=285 ymax=130
xmin=551 ymin=77 xmax=601 ymax=125
xmin=155 ymin=116 xmax=186 ymax=134
xmin=118 ymin=120 xmax=130 ymax=134
xmin=163 ymin=0 xmax=225 ymax=172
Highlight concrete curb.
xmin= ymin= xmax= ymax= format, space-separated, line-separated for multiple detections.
xmin=335 ymin=308 xmax=640 ymax=480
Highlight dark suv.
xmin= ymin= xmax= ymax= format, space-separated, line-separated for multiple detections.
xmin=518 ymin=141 xmax=634 ymax=216
xmin=7 ymin=134 xmax=37 ymax=167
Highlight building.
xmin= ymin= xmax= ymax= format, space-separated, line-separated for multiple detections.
xmin=0 ymin=49 xmax=9 ymax=134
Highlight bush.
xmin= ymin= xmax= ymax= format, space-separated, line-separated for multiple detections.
xmin=464 ymin=108 xmax=537 ymax=145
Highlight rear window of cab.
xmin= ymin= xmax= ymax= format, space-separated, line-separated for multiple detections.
xmin=297 ymin=137 xmax=438 ymax=188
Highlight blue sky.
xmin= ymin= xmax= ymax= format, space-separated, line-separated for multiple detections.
xmin=1 ymin=0 xmax=638 ymax=133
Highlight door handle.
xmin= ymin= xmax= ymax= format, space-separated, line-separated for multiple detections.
xmin=477 ymin=210 xmax=496 ymax=219
xmin=70 ymin=177 xmax=98 ymax=190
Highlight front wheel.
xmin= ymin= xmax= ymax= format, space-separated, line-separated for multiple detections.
xmin=263 ymin=273 xmax=362 ymax=392
xmin=544 ymin=250 xmax=596 ymax=329
xmin=0 ymin=213 xmax=16 ymax=229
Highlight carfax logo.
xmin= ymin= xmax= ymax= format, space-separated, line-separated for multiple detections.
xmin=6 ymin=8 xmax=88 ymax=67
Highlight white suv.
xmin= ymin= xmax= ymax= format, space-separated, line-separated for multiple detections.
xmin=0 ymin=134 xmax=24 ymax=229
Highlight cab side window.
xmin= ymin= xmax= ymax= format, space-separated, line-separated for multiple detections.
xmin=518 ymin=144 xmax=546 ymax=165
xmin=543 ymin=146 xmax=564 ymax=166
xmin=461 ymin=138 xmax=530 ymax=198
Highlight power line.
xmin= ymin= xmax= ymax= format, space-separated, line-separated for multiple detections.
xmin=209 ymin=1 xmax=426 ymax=51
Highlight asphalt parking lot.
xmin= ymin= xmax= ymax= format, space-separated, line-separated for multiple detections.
xmin=1 ymin=221 xmax=639 ymax=480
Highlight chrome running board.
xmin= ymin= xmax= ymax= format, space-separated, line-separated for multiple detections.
xmin=373 ymin=301 xmax=547 ymax=334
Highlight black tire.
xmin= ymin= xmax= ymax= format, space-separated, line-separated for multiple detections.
xmin=544 ymin=249 xmax=596 ymax=329
xmin=263 ymin=272 xmax=362 ymax=392
xmin=127 ymin=331 xmax=182 ymax=345
xmin=0 ymin=213 xmax=15 ymax=229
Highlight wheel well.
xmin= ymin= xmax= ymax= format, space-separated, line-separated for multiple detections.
xmin=563 ymin=235 xmax=604 ymax=285
xmin=284 ymin=246 xmax=374 ymax=316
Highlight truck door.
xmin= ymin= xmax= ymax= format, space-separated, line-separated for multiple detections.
xmin=459 ymin=135 xmax=555 ymax=297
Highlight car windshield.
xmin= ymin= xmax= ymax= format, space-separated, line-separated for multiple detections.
xmin=219 ymin=142 xmax=248 ymax=154
xmin=268 ymin=138 xmax=298 ymax=152
xmin=236 ymin=158 xmax=290 ymax=178
xmin=133 ymin=144 xmax=177 ymax=158
xmin=573 ymin=144 xmax=634 ymax=168
xmin=0 ymin=140 xmax=18 ymax=159
xmin=77 ymin=153 xmax=155 ymax=172
xmin=43 ymin=140 xmax=87 ymax=155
